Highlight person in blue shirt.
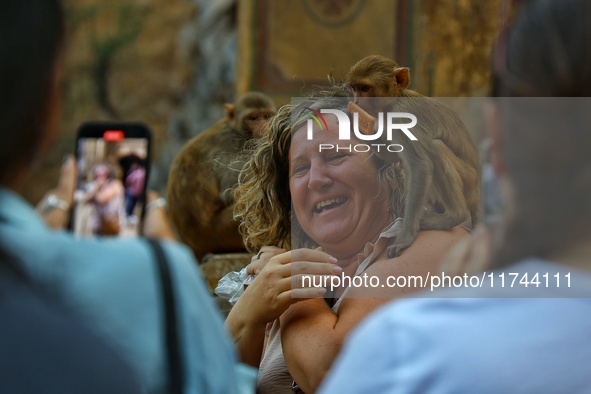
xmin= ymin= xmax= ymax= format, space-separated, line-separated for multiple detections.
xmin=0 ymin=249 xmax=143 ymax=394
xmin=0 ymin=0 xmax=255 ymax=392
xmin=320 ymin=0 xmax=591 ymax=393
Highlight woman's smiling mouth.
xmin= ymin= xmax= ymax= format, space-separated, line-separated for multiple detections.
xmin=314 ymin=197 xmax=348 ymax=213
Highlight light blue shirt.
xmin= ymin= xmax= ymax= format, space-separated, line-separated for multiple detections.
xmin=320 ymin=258 xmax=591 ymax=393
xmin=0 ymin=188 xmax=256 ymax=393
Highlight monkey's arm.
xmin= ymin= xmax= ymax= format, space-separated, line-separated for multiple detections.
xmin=389 ymin=145 xmax=433 ymax=257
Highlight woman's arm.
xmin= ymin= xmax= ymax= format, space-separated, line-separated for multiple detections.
xmin=280 ymin=227 xmax=468 ymax=393
xmin=225 ymin=294 xmax=269 ymax=367
xmin=280 ymin=297 xmax=386 ymax=392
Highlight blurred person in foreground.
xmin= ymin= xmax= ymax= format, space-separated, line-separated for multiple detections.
xmin=320 ymin=0 xmax=591 ymax=393
xmin=0 ymin=248 xmax=142 ymax=393
xmin=0 ymin=0 xmax=255 ymax=392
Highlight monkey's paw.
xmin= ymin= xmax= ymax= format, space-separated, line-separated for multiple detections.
xmin=387 ymin=231 xmax=416 ymax=258
xmin=387 ymin=244 xmax=408 ymax=258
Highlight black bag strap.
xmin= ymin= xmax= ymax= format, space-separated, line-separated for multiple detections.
xmin=147 ymin=239 xmax=184 ymax=394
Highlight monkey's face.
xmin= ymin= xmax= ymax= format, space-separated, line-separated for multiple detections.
xmin=350 ymin=82 xmax=387 ymax=117
xmin=242 ymin=109 xmax=275 ymax=138
xmin=289 ymin=115 xmax=391 ymax=257
xmin=351 ymin=83 xmax=376 ymax=98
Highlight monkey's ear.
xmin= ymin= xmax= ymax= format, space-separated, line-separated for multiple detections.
xmin=393 ymin=67 xmax=410 ymax=91
xmin=224 ymin=104 xmax=235 ymax=120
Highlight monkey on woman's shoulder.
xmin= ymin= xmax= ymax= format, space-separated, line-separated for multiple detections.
xmin=347 ymin=55 xmax=480 ymax=257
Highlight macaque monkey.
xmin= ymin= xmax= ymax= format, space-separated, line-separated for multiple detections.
xmin=347 ymin=55 xmax=480 ymax=257
xmin=167 ymin=92 xmax=276 ymax=261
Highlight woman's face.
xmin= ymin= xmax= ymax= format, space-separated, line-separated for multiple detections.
xmin=289 ymin=114 xmax=391 ymax=259
xmin=95 ymin=166 xmax=109 ymax=180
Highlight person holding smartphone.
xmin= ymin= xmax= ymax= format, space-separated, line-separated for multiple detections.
xmin=0 ymin=0 xmax=255 ymax=392
xmin=0 ymin=249 xmax=143 ymax=393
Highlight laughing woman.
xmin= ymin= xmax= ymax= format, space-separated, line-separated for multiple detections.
xmin=225 ymin=87 xmax=471 ymax=393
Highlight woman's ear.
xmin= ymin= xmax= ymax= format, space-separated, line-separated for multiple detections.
xmin=484 ymin=100 xmax=506 ymax=176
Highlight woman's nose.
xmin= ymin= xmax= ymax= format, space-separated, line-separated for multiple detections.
xmin=308 ymin=163 xmax=332 ymax=190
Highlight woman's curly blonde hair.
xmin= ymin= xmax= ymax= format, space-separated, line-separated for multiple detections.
xmin=233 ymin=84 xmax=404 ymax=252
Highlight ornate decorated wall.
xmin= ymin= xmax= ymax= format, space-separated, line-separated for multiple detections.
xmin=237 ymin=0 xmax=509 ymax=102
xmin=237 ymin=0 xmax=416 ymax=104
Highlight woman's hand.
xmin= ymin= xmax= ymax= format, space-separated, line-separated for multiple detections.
xmin=238 ymin=248 xmax=339 ymax=323
xmin=226 ymin=248 xmax=341 ymax=366
xmin=248 ymin=245 xmax=287 ymax=275
xmin=37 ymin=155 xmax=76 ymax=230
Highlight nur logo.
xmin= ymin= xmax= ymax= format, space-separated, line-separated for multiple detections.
xmin=304 ymin=108 xmax=419 ymax=153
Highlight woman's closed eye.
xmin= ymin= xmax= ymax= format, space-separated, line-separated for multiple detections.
xmin=290 ymin=163 xmax=310 ymax=177
xmin=327 ymin=153 xmax=349 ymax=163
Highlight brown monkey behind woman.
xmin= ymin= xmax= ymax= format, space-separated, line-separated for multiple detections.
xmin=167 ymin=92 xmax=276 ymax=261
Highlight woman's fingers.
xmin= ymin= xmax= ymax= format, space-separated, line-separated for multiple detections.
xmin=248 ymin=246 xmax=287 ymax=275
xmin=263 ymin=248 xmax=338 ymax=270
xmin=267 ymin=250 xmax=341 ymax=282
xmin=250 ymin=250 xmax=340 ymax=295
xmin=287 ymin=248 xmax=338 ymax=265
xmin=56 ymin=155 xmax=77 ymax=199
xmin=280 ymin=286 xmax=328 ymax=302
xmin=252 ymin=245 xmax=286 ymax=260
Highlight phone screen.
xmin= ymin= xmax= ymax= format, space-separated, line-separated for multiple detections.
xmin=71 ymin=123 xmax=151 ymax=238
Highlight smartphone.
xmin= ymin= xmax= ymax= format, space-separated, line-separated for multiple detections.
xmin=70 ymin=122 xmax=151 ymax=238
